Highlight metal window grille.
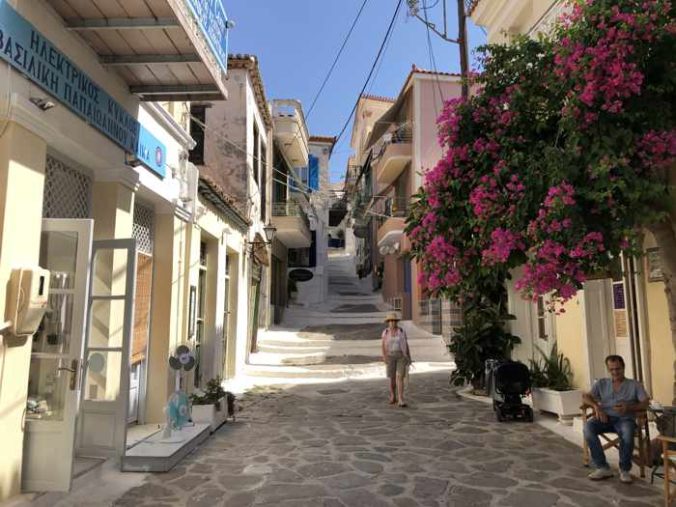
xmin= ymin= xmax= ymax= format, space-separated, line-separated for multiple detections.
xmin=389 ymin=297 xmax=403 ymax=312
xmin=42 ymin=156 xmax=92 ymax=219
xmin=132 ymin=202 xmax=154 ymax=255
xmin=444 ymin=300 xmax=463 ymax=346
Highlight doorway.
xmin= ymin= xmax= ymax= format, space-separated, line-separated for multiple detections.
xmin=129 ymin=203 xmax=155 ymax=424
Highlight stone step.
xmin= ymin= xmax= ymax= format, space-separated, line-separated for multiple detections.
xmin=249 ymin=351 xmax=327 ymax=366
xmin=242 ymin=361 xmax=456 ymax=380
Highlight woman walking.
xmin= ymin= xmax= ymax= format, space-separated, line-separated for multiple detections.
xmin=381 ymin=311 xmax=412 ymax=407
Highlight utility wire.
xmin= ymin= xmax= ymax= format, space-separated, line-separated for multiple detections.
xmin=334 ymin=0 xmax=404 ymax=146
xmin=307 ymin=0 xmax=371 ymax=119
xmin=189 ymin=114 xmax=338 ymax=201
xmin=365 ymin=5 xmax=397 ymax=98
xmin=422 ymin=0 xmax=445 ymax=116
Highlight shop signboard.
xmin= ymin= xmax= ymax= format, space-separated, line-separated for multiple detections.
xmin=289 ymin=269 xmax=313 ymax=282
xmin=185 ymin=0 xmax=229 ymax=75
xmin=308 ymin=154 xmax=319 ymax=191
xmin=0 ymin=1 xmax=166 ymax=177
xmin=136 ymin=126 xmax=166 ymax=178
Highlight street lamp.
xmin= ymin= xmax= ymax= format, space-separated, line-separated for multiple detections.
xmin=263 ymin=222 xmax=276 ymax=243
xmin=248 ymin=222 xmax=277 ymax=258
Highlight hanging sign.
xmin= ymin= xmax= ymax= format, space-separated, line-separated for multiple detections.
xmin=185 ymin=0 xmax=230 ymax=75
xmin=289 ymin=269 xmax=314 ymax=282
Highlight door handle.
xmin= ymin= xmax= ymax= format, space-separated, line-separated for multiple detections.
xmin=58 ymin=359 xmax=81 ymax=390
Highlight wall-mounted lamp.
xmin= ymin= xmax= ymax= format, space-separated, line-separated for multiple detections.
xmin=29 ymin=97 xmax=56 ymax=111
xmin=247 ymin=222 xmax=277 ymax=257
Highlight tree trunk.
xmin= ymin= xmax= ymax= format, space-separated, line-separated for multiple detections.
xmin=647 ymin=218 xmax=676 ymax=404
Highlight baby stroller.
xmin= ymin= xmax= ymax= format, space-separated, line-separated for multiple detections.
xmin=485 ymin=359 xmax=533 ymax=422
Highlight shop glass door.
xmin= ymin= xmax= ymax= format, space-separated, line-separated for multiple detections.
xmin=77 ymin=239 xmax=136 ymax=458
xmin=23 ymin=219 xmax=93 ymax=492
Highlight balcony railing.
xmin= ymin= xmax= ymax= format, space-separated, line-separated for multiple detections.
xmin=272 ymin=201 xmax=310 ymax=229
xmin=372 ymin=195 xmax=409 ymax=219
xmin=373 ymin=122 xmax=413 ymax=159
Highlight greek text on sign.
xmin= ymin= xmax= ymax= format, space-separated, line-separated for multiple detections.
xmin=185 ymin=0 xmax=229 ymax=75
xmin=0 ymin=1 xmax=139 ymax=153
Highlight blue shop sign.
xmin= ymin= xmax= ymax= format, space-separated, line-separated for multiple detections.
xmin=0 ymin=1 xmax=139 ymax=153
xmin=136 ymin=126 xmax=166 ymax=178
xmin=308 ymin=154 xmax=319 ymax=191
xmin=185 ymin=0 xmax=229 ymax=75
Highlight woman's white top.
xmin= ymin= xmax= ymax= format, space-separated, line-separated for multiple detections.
xmin=382 ymin=327 xmax=409 ymax=355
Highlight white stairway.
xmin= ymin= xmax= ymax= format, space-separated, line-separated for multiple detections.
xmin=243 ymin=250 xmax=454 ymax=383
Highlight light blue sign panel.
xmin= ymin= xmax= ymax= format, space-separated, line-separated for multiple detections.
xmin=0 ymin=1 xmax=139 ymax=153
xmin=185 ymin=0 xmax=229 ymax=75
xmin=137 ymin=126 xmax=166 ymax=178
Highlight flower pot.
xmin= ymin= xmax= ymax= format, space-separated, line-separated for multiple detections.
xmin=531 ymin=387 xmax=582 ymax=425
xmin=191 ymin=397 xmax=227 ymax=432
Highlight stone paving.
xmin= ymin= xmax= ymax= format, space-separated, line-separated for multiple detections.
xmin=111 ymin=372 xmax=661 ymax=507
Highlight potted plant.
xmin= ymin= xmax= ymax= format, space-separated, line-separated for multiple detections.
xmin=190 ymin=377 xmax=228 ymax=432
xmin=449 ymin=294 xmax=521 ymax=395
xmin=529 ymin=344 xmax=582 ymax=425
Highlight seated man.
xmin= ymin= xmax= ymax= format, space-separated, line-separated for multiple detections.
xmin=583 ymin=354 xmax=649 ymax=483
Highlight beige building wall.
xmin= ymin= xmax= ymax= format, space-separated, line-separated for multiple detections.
xmin=555 ymin=293 xmax=590 ymax=390
xmin=0 ymin=123 xmax=47 ymax=501
xmin=642 ymin=232 xmax=674 ymax=404
xmin=145 ymin=213 xmax=189 ymax=423
xmin=471 ymin=0 xmax=566 ymax=44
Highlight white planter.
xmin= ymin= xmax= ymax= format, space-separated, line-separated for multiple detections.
xmin=532 ymin=388 xmax=582 ymax=425
xmin=191 ymin=397 xmax=228 ymax=432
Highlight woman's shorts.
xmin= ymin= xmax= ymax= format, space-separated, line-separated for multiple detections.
xmin=386 ymin=352 xmax=409 ymax=379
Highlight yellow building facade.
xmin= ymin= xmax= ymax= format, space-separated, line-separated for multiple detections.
xmin=0 ymin=0 xmax=242 ymax=501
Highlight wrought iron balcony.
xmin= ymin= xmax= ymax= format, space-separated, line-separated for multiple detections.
xmin=272 ymin=201 xmax=310 ymax=229
xmin=373 ymin=122 xmax=413 ymax=185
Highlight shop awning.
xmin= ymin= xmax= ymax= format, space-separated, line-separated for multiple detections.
xmin=48 ymin=0 xmax=229 ymax=101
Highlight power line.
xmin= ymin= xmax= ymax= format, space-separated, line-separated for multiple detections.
xmin=422 ymin=0 xmax=445 ymax=115
xmin=307 ymin=0 xmax=371 ymax=119
xmin=334 ymin=0 xmax=404 ymax=146
xmin=189 ymin=113 xmax=338 ymax=201
xmin=365 ymin=4 xmax=397 ymax=98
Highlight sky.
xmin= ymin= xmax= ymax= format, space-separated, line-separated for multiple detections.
xmin=226 ymin=1 xmax=487 ymax=184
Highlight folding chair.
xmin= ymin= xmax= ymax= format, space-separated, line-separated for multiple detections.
xmin=581 ymin=403 xmax=650 ymax=478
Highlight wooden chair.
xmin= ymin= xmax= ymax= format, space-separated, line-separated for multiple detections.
xmin=657 ymin=435 xmax=676 ymax=506
xmin=657 ymin=435 xmax=676 ymax=507
xmin=581 ymin=404 xmax=650 ymax=478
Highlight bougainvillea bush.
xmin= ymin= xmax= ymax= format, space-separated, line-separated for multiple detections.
xmin=407 ymin=0 xmax=675 ymax=386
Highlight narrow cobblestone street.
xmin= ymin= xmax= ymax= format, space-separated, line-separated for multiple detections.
xmin=109 ymin=372 xmax=661 ymax=507
xmin=65 ymin=253 xmax=661 ymax=507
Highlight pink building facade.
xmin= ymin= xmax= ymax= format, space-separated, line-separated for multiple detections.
xmin=350 ymin=68 xmax=461 ymax=330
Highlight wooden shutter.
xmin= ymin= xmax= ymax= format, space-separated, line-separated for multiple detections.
xmin=132 ymin=253 xmax=153 ymax=364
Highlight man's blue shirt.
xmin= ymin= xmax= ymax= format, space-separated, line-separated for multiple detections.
xmin=591 ymin=378 xmax=648 ymax=419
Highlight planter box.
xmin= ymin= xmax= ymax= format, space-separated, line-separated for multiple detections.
xmin=191 ymin=397 xmax=228 ymax=432
xmin=532 ymin=387 xmax=582 ymax=425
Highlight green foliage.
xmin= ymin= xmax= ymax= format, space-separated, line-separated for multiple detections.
xmin=449 ymin=285 xmax=521 ymax=388
xmin=529 ymin=344 xmax=573 ymax=391
xmin=190 ymin=377 xmax=226 ymax=405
